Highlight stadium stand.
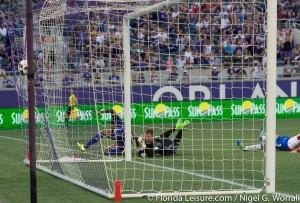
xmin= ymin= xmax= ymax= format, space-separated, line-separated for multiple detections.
xmin=0 ymin=0 xmax=300 ymax=89
xmin=0 ymin=0 xmax=13 ymax=88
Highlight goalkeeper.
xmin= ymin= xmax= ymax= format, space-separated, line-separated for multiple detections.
xmin=237 ymin=128 xmax=300 ymax=153
xmin=77 ymin=108 xmax=128 ymax=155
xmin=136 ymin=119 xmax=190 ymax=157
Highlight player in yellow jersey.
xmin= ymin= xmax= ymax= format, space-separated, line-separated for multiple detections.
xmin=65 ymin=89 xmax=77 ymax=127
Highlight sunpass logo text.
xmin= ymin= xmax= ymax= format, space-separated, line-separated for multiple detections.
xmin=56 ymin=110 xmax=92 ymax=122
xmin=0 ymin=114 xmax=3 ymax=125
xmin=188 ymin=102 xmax=223 ymax=117
xmin=144 ymin=106 xmax=180 ymax=119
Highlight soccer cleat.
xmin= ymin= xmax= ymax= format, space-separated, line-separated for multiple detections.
xmin=258 ymin=128 xmax=266 ymax=141
xmin=175 ymin=119 xmax=190 ymax=129
xmin=175 ymin=119 xmax=182 ymax=129
xmin=258 ymin=128 xmax=264 ymax=141
xmin=236 ymin=140 xmax=245 ymax=150
xmin=77 ymin=143 xmax=86 ymax=152
xmin=183 ymin=120 xmax=191 ymax=127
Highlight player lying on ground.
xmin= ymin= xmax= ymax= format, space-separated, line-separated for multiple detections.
xmin=136 ymin=119 xmax=190 ymax=157
xmin=237 ymin=128 xmax=300 ymax=153
xmin=65 ymin=88 xmax=77 ymax=127
xmin=77 ymin=108 xmax=130 ymax=155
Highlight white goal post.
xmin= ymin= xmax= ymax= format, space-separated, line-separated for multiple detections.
xmin=265 ymin=0 xmax=277 ymax=194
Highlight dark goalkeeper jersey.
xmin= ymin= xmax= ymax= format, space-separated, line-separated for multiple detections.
xmin=141 ymin=136 xmax=176 ymax=157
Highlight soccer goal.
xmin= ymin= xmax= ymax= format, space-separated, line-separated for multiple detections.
xmin=15 ymin=0 xmax=277 ymax=199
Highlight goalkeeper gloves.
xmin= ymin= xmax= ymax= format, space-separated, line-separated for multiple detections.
xmin=137 ymin=136 xmax=146 ymax=149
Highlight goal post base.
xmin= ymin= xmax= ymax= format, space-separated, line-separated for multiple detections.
xmin=23 ymin=160 xmax=115 ymax=199
xmin=24 ymin=157 xmax=123 ymax=163
xmin=23 ymin=159 xmax=263 ymax=199
xmin=121 ymin=189 xmax=263 ymax=199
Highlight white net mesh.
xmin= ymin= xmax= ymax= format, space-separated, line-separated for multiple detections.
xmin=16 ymin=0 xmax=268 ymax=198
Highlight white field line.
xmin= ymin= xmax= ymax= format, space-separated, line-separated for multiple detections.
xmin=0 ymin=135 xmax=293 ymax=197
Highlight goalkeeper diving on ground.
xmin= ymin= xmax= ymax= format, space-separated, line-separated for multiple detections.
xmin=136 ymin=119 xmax=190 ymax=157
xmin=77 ymin=107 xmax=190 ymax=156
xmin=237 ymin=128 xmax=300 ymax=153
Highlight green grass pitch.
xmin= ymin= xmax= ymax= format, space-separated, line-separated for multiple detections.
xmin=0 ymin=119 xmax=299 ymax=203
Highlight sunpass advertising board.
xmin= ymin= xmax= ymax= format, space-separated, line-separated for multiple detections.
xmin=0 ymin=98 xmax=299 ymax=130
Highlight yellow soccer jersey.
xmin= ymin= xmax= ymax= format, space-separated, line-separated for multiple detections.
xmin=68 ymin=94 xmax=77 ymax=107
xmin=69 ymin=107 xmax=78 ymax=120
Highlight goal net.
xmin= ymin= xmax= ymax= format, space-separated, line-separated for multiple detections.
xmin=16 ymin=0 xmax=274 ymax=198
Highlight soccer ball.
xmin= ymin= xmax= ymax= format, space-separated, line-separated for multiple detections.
xmin=18 ymin=60 xmax=29 ymax=75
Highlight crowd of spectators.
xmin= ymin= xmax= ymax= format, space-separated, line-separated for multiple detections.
xmin=277 ymin=0 xmax=300 ymax=21
xmin=0 ymin=0 xmax=15 ymax=88
xmin=1 ymin=0 xmax=300 ymax=87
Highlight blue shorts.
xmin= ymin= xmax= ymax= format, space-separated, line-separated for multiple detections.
xmin=112 ymin=128 xmax=125 ymax=138
xmin=111 ymin=128 xmax=125 ymax=148
xmin=110 ymin=128 xmax=134 ymax=149
xmin=276 ymin=135 xmax=290 ymax=151
xmin=107 ymin=147 xmax=124 ymax=155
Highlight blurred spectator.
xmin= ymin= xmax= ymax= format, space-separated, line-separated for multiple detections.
xmin=254 ymin=39 xmax=264 ymax=62
xmin=294 ymin=61 xmax=300 ymax=76
xmin=221 ymin=14 xmax=231 ymax=30
xmin=5 ymin=59 xmax=12 ymax=73
xmin=72 ymin=50 xmax=82 ymax=69
xmin=139 ymin=59 xmax=149 ymax=71
xmin=250 ymin=63 xmax=264 ymax=79
xmin=45 ymin=72 xmax=54 ymax=84
xmin=181 ymin=70 xmax=190 ymax=82
xmin=34 ymin=73 xmax=43 ymax=87
xmin=294 ymin=52 xmax=300 ymax=61
xmin=184 ymin=47 xmax=193 ymax=61
xmin=132 ymin=75 xmax=137 ymax=83
xmin=37 ymin=50 xmax=43 ymax=61
xmin=138 ymin=72 xmax=145 ymax=83
xmin=94 ymin=72 xmax=101 ymax=84
xmin=227 ymin=66 xmax=234 ymax=80
xmin=292 ymin=44 xmax=300 ymax=60
xmin=209 ymin=66 xmax=221 ymax=81
xmin=91 ymin=57 xmax=103 ymax=73
xmin=2 ymin=75 xmax=13 ymax=88
xmin=223 ymin=55 xmax=233 ymax=67
xmin=108 ymin=70 xmax=120 ymax=84
xmin=235 ymin=67 xmax=248 ymax=79
xmin=150 ymin=69 xmax=159 ymax=83
xmin=223 ymin=41 xmax=233 ymax=56
xmin=0 ymin=67 xmax=6 ymax=78
xmin=0 ymin=24 xmax=7 ymax=38
xmin=63 ymin=72 xmax=74 ymax=86
xmin=168 ymin=68 xmax=178 ymax=82
xmin=283 ymin=59 xmax=294 ymax=77
xmin=83 ymin=67 xmax=92 ymax=83
xmin=0 ymin=44 xmax=9 ymax=58
xmin=282 ymin=31 xmax=293 ymax=61
xmin=210 ymin=53 xmax=221 ymax=66
xmin=176 ymin=55 xmax=186 ymax=69
xmin=165 ymin=57 xmax=174 ymax=71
